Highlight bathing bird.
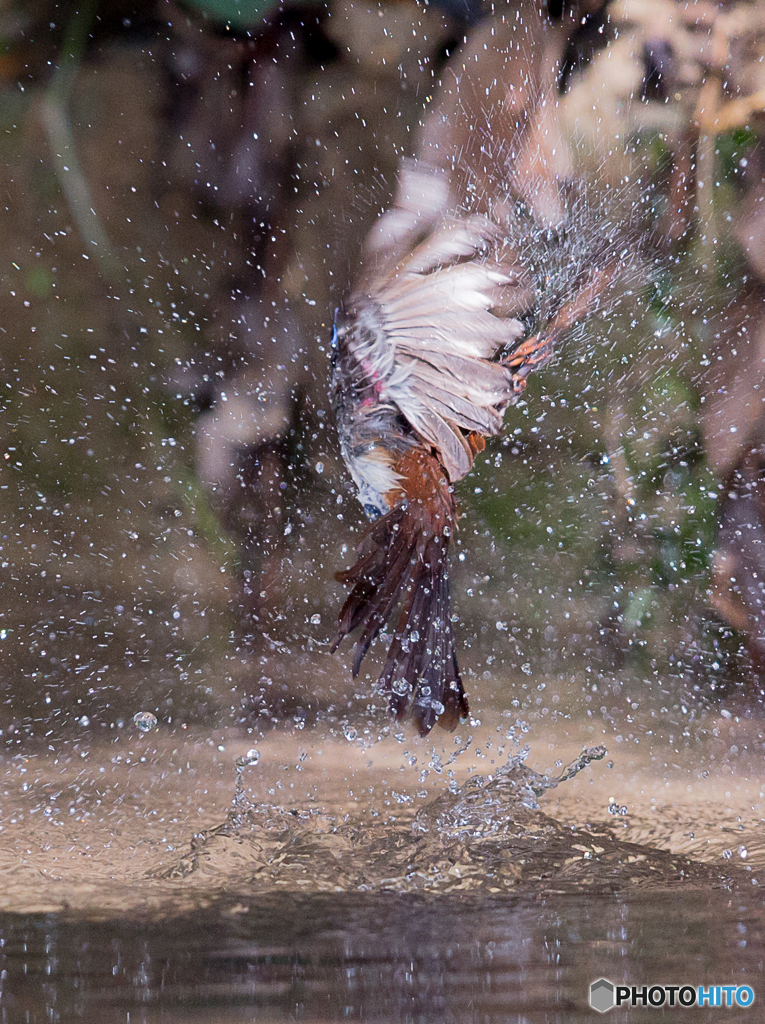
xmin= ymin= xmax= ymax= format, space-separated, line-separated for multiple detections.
xmin=331 ymin=160 xmax=616 ymax=735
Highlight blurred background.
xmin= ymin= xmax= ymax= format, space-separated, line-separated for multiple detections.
xmin=1 ymin=0 xmax=765 ymax=751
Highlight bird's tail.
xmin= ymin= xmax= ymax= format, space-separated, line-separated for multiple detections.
xmin=332 ymin=453 xmax=468 ymax=736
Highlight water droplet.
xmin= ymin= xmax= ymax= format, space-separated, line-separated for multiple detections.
xmin=133 ymin=711 xmax=157 ymax=733
xmin=738 ymin=846 xmax=748 ymax=859
xmin=521 ymin=663 xmax=532 ymax=675
xmin=722 ymin=849 xmax=733 ymax=860
xmin=78 ymin=715 xmax=90 ymax=727
xmin=343 ymin=725 xmax=358 ymax=742
xmin=310 ymin=613 xmax=321 ymax=625
xmin=240 ymin=748 xmax=260 ymax=768
xmin=315 ymin=461 xmax=324 ymax=474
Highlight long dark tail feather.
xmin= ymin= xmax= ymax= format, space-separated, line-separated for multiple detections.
xmin=334 ymin=503 xmax=468 ymax=736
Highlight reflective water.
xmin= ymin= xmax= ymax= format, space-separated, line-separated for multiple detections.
xmin=2 ymin=890 xmax=762 ymax=1023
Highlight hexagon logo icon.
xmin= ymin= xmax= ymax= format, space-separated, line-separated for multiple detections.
xmin=590 ymin=978 xmax=615 ymax=1013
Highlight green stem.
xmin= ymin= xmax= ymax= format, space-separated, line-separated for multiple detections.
xmin=40 ymin=0 xmax=121 ymax=282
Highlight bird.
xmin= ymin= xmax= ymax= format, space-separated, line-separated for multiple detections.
xmin=329 ymin=157 xmax=619 ymax=737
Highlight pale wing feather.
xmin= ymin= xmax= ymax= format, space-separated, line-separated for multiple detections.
xmin=386 ymin=314 xmax=524 ymax=359
xmin=379 ymin=257 xmax=526 ymax=458
xmin=412 ymin=351 xmax=513 ymax=395
xmin=350 ymin=193 xmax=534 ymax=480
xmin=401 ymin=380 xmax=503 ymax=436
xmin=382 ymin=261 xmax=515 ymax=312
xmin=400 ymin=217 xmax=500 ymax=276
xmin=383 ymin=291 xmax=524 ymax=366
xmin=399 ymin=403 xmax=474 ymax=482
xmin=408 ymin=361 xmax=512 ymax=414
xmin=361 ymin=161 xmax=450 ymax=287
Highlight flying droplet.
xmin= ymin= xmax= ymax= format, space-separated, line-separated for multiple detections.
xmin=133 ymin=711 xmax=157 ymax=733
xmin=238 ymin=748 xmax=260 ymax=768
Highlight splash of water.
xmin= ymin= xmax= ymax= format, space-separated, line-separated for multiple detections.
xmin=152 ymin=742 xmax=741 ymax=896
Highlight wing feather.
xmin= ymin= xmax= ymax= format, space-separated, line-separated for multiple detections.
xmin=346 ymin=163 xmax=537 ymax=481
xmin=398 ymin=403 xmax=474 ymax=481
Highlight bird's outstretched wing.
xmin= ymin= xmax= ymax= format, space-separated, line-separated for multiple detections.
xmin=350 ymin=162 xmax=537 ymax=483
xmin=333 ymin=162 xmax=620 ymax=734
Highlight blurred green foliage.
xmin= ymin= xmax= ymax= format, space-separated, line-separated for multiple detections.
xmin=181 ymin=0 xmax=317 ymax=29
